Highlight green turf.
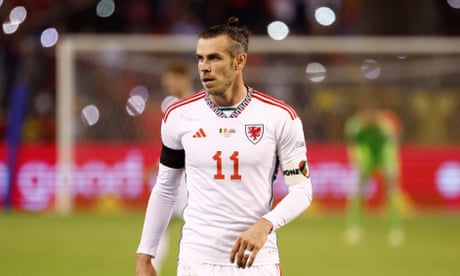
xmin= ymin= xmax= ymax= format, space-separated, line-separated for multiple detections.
xmin=0 ymin=212 xmax=142 ymax=276
xmin=0 ymin=211 xmax=459 ymax=275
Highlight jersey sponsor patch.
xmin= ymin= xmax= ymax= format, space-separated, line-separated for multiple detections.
xmin=245 ymin=124 xmax=264 ymax=144
xmin=219 ymin=127 xmax=236 ymax=137
xmin=282 ymin=159 xmax=310 ymax=185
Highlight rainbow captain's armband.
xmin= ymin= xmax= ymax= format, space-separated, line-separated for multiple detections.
xmin=281 ymin=159 xmax=311 ymax=186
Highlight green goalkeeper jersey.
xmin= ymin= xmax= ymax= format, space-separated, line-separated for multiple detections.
xmin=345 ymin=109 xmax=400 ymax=175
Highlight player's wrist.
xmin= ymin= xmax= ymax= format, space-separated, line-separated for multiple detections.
xmin=257 ymin=217 xmax=274 ymax=234
xmin=136 ymin=253 xmax=153 ymax=264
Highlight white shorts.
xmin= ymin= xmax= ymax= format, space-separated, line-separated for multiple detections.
xmin=177 ymin=260 xmax=282 ymax=276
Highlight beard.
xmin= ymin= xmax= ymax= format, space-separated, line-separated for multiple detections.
xmin=201 ymin=60 xmax=237 ymax=97
xmin=204 ymin=73 xmax=235 ymax=95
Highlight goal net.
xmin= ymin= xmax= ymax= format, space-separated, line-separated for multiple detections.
xmin=56 ymin=35 xmax=460 ymax=214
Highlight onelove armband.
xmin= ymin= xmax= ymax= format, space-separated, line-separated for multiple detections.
xmin=281 ymin=159 xmax=311 ymax=186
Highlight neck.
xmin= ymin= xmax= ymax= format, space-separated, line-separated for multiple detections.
xmin=209 ymin=78 xmax=246 ymax=107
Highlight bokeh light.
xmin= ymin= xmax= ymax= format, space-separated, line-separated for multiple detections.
xmin=361 ymin=59 xmax=381 ymax=79
xmin=314 ymin=7 xmax=336 ymax=26
xmin=267 ymin=21 xmax=289 ymax=40
xmin=40 ymin=27 xmax=59 ymax=48
xmin=161 ymin=95 xmax=179 ymax=113
xmin=96 ymin=0 xmax=115 ymax=18
xmin=447 ymin=0 xmax=460 ymax=9
xmin=305 ymin=62 xmax=327 ymax=82
xmin=81 ymin=104 xmax=100 ymax=126
xmin=126 ymin=95 xmax=146 ymax=116
xmin=436 ymin=162 xmax=460 ymax=198
xmin=9 ymin=6 xmax=27 ymax=24
xmin=129 ymin=85 xmax=149 ymax=101
xmin=2 ymin=21 xmax=19 ymax=34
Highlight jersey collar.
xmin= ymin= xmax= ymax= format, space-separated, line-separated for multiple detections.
xmin=205 ymin=86 xmax=253 ymax=118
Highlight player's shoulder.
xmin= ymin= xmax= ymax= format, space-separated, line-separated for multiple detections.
xmin=163 ymin=90 xmax=206 ymax=122
xmin=251 ymin=88 xmax=298 ymax=120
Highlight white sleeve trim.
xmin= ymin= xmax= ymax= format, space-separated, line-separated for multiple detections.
xmin=262 ymin=180 xmax=313 ymax=231
xmin=136 ymin=164 xmax=184 ymax=256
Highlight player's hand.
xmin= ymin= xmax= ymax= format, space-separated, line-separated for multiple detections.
xmin=136 ymin=254 xmax=157 ymax=276
xmin=230 ymin=218 xmax=273 ymax=269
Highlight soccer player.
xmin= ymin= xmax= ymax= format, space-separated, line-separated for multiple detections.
xmin=152 ymin=60 xmax=194 ymax=273
xmin=136 ymin=17 xmax=313 ymax=276
xmin=344 ymin=106 xmax=404 ymax=246
xmin=160 ymin=60 xmax=195 ymax=113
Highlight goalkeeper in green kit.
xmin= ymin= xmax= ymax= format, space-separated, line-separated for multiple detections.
xmin=344 ymin=106 xmax=404 ymax=246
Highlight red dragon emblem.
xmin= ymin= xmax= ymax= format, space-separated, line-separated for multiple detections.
xmin=245 ymin=124 xmax=264 ymax=144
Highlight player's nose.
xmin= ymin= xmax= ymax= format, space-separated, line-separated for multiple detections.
xmin=198 ymin=60 xmax=211 ymax=72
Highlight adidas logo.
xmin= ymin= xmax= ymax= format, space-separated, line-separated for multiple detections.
xmin=193 ymin=128 xmax=207 ymax=138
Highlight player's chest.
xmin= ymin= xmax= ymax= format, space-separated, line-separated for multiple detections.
xmin=180 ymin=118 xmax=276 ymax=166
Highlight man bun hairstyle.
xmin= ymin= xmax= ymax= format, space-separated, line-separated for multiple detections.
xmin=226 ymin=16 xmax=250 ymax=51
xmin=199 ymin=16 xmax=250 ymax=57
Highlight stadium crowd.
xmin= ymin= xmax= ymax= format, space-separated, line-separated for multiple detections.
xmin=1 ymin=0 xmax=459 ymax=144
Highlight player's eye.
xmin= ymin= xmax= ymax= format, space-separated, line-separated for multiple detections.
xmin=208 ymin=54 xmax=221 ymax=61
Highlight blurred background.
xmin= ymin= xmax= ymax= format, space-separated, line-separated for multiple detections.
xmin=1 ymin=0 xmax=459 ymax=212
xmin=1 ymin=1 xmax=460 ymax=275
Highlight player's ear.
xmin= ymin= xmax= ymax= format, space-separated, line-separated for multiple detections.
xmin=235 ymin=53 xmax=247 ymax=71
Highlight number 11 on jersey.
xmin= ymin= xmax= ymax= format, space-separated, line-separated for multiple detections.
xmin=212 ymin=151 xmax=242 ymax=181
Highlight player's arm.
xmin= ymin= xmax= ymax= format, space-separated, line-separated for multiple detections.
xmin=262 ymin=159 xmax=313 ymax=230
xmin=136 ymin=254 xmax=157 ymax=276
xmin=136 ymin=145 xmax=185 ymax=275
xmin=344 ymin=115 xmax=361 ymax=162
xmin=230 ymin=163 xmax=313 ymax=268
xmin=263 ymin=116 xmax=313 ymax=230
xmin=378 ymin=110 xmax=402 ymax=143
xmin=230 ymin=163 xmax=312 ymax=269
xmin=231 ymin=117 xmax=313 ymax=268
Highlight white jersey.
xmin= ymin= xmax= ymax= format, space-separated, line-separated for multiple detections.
xmin=160 ymin=95 xmax=188 ymax=218
xmin=162 ymin=87 xmax=308 ymax=265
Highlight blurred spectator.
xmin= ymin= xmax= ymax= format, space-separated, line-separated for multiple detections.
xmin=149 ymin=59 xmax=194 ymax=274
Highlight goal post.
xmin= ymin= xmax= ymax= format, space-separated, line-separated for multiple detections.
xmin=56 ymin=37 xmax=74 ymax=214
xmin=56 ymin=35 xmax=460 ymax=214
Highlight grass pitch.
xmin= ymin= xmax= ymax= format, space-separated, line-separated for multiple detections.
xmin=0 ymin=211 xmax=459 ymax=275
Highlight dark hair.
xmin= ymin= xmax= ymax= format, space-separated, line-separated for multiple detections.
xmin=198 ymin=16 xmax=250 ymax=57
